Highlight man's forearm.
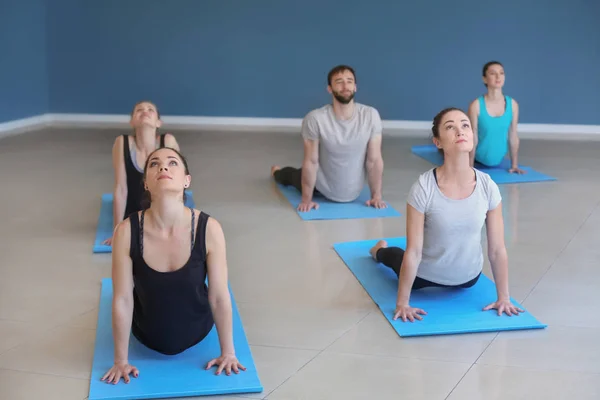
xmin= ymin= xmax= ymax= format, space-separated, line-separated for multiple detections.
xmin=300 ymin=162 xmax=318 ymax=202
xmin=367 ymin=159 xmax=384 ymax=198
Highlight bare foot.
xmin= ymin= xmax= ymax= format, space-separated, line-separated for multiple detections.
xmin=271 ymin=165 xmax=281 ymax=177
xmin=369 ymin=240 xmax=388 ymax=261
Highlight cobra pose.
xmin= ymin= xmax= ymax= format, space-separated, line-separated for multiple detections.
xmin=370 ymin=107 xmax=523 ymax=322
xmin=101 ymin=147 xmax=245 ymax=384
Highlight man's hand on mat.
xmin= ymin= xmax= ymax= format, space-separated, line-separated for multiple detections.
xmin=101 ymin=362 xmax=139 ymax=384
xmin=297 ymin=200 xmax=319 ymax=212
xmin=483 ymin=299 xmax=524 ymax=316
xmin=205 ymin=354 xmax=247 ymax=376
xmin=102 ymin=237 xmax=113 ymax=246
xmin=509 ymin=167 xmax=526 ymax=174
xmin=393 ymin=305 xmax=427 ymax=322
xmin=366 ymin=197 xmax=387 ymax=209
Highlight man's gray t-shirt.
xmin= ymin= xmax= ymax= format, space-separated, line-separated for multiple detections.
xmin=408 ymin=168 xmax=502 ymax=285
xmin=301 ymin=103 xmax=382 ymax=202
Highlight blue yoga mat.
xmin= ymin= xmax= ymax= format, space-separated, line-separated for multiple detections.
xmin=93 ymin=191 xmax=196 ymax=253
xmin=276 ymin=184 xmax=401 ymax=221
xmin=411 ymin=144 xmax=557 ymax=184
xmin=88 ymin=278 xmax=263 ymax=400
xmin=333 ymin=237 xmax=547 ymax=337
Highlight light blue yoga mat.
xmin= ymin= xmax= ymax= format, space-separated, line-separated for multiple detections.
xmin=333 ymin=237 xmax=547 ymax=337
xmin=276 ymin=184 xmax=401 ymax=221
xmin=88 ymin=278 xmax=263 ymax=400
xmin=93 ymin=191 xmax=196 ymax=253
xmin=411 ymin=144 xmax=557 ymax=184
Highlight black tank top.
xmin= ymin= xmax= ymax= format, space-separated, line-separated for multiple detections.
xmin=129 ymin=209 xmax=215 ymax=355
xmin=122 ymin=134 xmax=167 ymax=219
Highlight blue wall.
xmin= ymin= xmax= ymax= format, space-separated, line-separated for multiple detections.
xmin=15 ymin=0 xmax=600 ymax=125
xmin=0 ymin=0 xmax=48 ymax=123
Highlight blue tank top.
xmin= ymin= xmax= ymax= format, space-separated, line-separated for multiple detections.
xmin=475 ymin=95 xmax=512 ymax=167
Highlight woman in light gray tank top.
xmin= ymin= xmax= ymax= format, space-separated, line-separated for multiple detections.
xmin=369 ymin=107 xmax=523 ymax=323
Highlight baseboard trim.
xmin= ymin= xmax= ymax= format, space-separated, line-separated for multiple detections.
xmin=0 ymin=114 xmax=53 ymax=139
xmin=1 ymin=113 xmax=599 ymax=140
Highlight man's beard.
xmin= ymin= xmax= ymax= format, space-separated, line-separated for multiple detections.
xmin=332 ymin=90 xmax=355 ymax=104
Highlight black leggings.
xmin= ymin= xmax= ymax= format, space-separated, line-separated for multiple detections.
xmin=375 ymin=247 xmax=480 ymax=290
xmin=273 ymin=166 xmax=319 ymax=195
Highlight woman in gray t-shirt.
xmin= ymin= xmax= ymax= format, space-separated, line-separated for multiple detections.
xmin=370 ymin=107 xmax=523 ymax=323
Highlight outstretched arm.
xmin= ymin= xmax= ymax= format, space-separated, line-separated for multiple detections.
xmin=467 ymin=100 xmax=479 ymax=167
xmin=393 ymin=204 xmax=425 ymax=321
xmin=205 ymin=217 xmax=246 ymax=375
xmin=298 ymin=138 xmax=319 ymax=210
xmin=101 ymin=219 xmax=138 ymax=384
xmin=107 ymin=136 xmax=128 ymax=245
xmin=508 ymin=100 xmax=524 ymax=173
xmin=484 ymin=202 xmax=523 ymax=316
xmin=365 ymin=134 xmax=385 ymax=208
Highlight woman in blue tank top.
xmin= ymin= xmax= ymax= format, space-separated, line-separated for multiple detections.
xmin=101 ymin=147 xmax=246 ymax=384
xmin=467 ymin=61 xmax=526 ymax=174
xmin=102 ymin=101 xmax=180 ymax=246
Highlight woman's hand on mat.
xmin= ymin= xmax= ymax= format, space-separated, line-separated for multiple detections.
xmin=101 ymin=361 xmax=139 ymax=384
xmin=102 ymin=237 xmax=113 ymax=246
xmin=508 ymin=167 xmax=526 ymax=174
xmin=205 ymin=353 xmax=247 ymax=376
xmin=297 ymin=201 xmax=319 ymax=212
xmin=393 ymin=304 xmax=427 ymax=322
xmin=366 ymin=197 xmax=387 ymax=209
xmin=483 ymin=299 xmax=524 ymax=316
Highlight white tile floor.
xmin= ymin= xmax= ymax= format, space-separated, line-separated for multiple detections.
xmin=1 ymin=127 xmax=599 ymax=399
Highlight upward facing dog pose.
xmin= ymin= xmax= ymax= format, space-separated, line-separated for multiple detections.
xmin=468 ymin=61 xmax=526 ymax=174
xmin=370 ymin=107 xmax=523 ymax=322
xmin=102 ymin=147 xmax=245 ymax=384
xmin=271 ymin=65 xmax=386 ymax=212
xmin=103 ymin=101 xmax=180 ymax=246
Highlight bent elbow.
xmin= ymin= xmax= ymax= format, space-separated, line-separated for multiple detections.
xmin=366 ymin=157 xmax=383 ymax=170
xmin=112 ymin=295 xmax=133 ymax=315
xmin=404 ymin=246 xmax=422 ymax=264
xmin=303 ymin=157 xmax=318 ymax=168
xmin=488 ymin=247 xmax=507 ymax=263
xmin=209 ymin=288 xmax=232 ymax=308
xmin=114 ymin=184 xmax=127 ymax=199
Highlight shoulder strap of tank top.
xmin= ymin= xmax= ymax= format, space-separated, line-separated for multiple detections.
xmin=160 ymin=133 xmax=166 ymax=148
xmin=505 ymin=95 xmax=512 ymax=114
xmin=478 ymin=95 xmax=485 ymax=110
xmin=139 ymin=209 xmax=146 ymax=256
xmin=197 ymin=212 xmax=209 ymax=260
xmin=129 ymin=212 xmax=141 ymax=259
xmin=123 ymin=134 xmax=131 ymax=163
xmin=190 ymin=208 xmax=196 ymax=253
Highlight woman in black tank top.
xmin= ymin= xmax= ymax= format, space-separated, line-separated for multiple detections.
xmin=101 ymin=147 xmax=246 ymax=385
xmin=102 ymin=100 xmax=180 ymax=247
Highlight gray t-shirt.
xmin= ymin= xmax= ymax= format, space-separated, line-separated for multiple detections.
xmin=408 ymin=168 xmax=502 ymax=285
xmin=301 ymin=103 xmax=382 ymax=202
